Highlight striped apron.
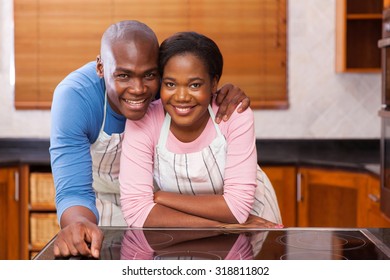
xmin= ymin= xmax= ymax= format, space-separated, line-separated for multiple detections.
xmin=153 ymin=106 xmax=282 ymax=224
xmin=90 ymin=91 xmax=127 ymax=226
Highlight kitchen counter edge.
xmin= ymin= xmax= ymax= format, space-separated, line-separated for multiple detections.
xmin=0 ymin=138 xmax=381 ymax=176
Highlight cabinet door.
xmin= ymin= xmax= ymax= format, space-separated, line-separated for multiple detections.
xmin=335 ymin=0 xmax=382 ymax=72
xmin=366 ymin=175 xmax=390 ymax=227
xmin=261 ymin=166 xmax=297 ymax=227
xmin=29 ymin=172 xmax=59 ymax=256
xmin=297 ymin=167 xmax=369 ymax=227
xmin=0 ymin=167 xmax=20 ymax=259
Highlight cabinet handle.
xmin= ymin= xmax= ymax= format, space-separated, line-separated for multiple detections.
xmin=385 ymin=22 xmax=390 ymax=33
xmin=297 ymin=172 xmax=302 ymax=202
xmin=14 ymin=170 xmax=19 ymax=201
xmin=368 ymin=193 xmax=380 ymax=203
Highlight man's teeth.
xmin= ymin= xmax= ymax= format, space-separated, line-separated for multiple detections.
xmin=125 ymin=99 xmax=145 ymax=105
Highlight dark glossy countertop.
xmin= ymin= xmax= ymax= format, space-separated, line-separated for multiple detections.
xmin=256 ymin=139 xmax=380 ymax=176
xmin=34 ymin=227 xmax=390 ymax=260
xmin=0 ymin=138 xmax=51 ymax=166
xmin=368 ymin=228 xmax=390 ymax=251
xmin=0 ymin=138 xmax=381 ymax=176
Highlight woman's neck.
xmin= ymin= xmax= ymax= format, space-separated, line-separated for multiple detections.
xmin=169 ymin=112 xmax=211 ymax=143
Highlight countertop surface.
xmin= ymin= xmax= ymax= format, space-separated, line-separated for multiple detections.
xmin=0 ymin=138 xmax=51 ymax=166
xmin=256 ymin=139 xmax=380 ymax=175
xmin=0 ymin=138 xmax=381 ymax=175
xmin=34 ymin=227 xmax=390 ymax=260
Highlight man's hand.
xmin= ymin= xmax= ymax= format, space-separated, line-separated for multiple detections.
xmin=53 ymin=218 xmax=103 ymax=259
xmin=215 ymin=83 xmax=251 ymax=123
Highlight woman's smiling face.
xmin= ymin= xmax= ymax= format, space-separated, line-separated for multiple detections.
xmin=161 ymin=53 xmax=218 ymax=141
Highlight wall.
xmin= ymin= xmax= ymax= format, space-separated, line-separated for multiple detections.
xmin=0 ymin=0 xmax=51 ymax=138
xmin=0 ymin=0 xmax=382 ymax=139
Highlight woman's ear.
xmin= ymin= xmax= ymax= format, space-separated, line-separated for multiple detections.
xmin=96 ymin=55 xmax=104 ymax=78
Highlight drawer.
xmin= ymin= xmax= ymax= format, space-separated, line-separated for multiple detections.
xmin=30 ymin=172 xmax=56 ymax=209
xmin=30 ymin=213 xmax=59 ymax=248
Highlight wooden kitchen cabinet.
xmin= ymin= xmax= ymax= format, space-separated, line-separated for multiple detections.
xmin=263 ymin=164 xmax=390 ymax=228
xmin=335 ymin=0 xmax=383 ymax=72
xmin=366 ymin=174 xmax=390 ymax=227
xmin=27 ymin=170 xmax=59 ymax=258
xmin=1 ymin=163 xmax=59 ymax=260
xmin=297 ymin=167 xmax=368 ymax=227
xmin=257 ymin=165 xmax=390 ymax=228
xmin=296 ymin=167 xmax=390 ymax=228
xmin=0 ymin=166 xmax=21 ymax=260
xmin=261 ymin=166 xmax=297 ymax=227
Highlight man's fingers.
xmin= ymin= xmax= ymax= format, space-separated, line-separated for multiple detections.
xmin=53 ymin=239 xmax=72 ymax=257
xmin=53 ymin=243 xmax=62 ymax=257
xmin=237 ymin=97 xmax=250 ymax=113
xmin=221 ymin=94 xmax=241 ymax=121
xmin=215 ymin=86 xmax=228 ymax=105
xmin=89 ymin=229 xmax=104 ymax=259
xmin=215 ymin=84 xmax=250 ymax=122
xmin=53 ymin=222 xmax=99 ymax=258
xmin=215 ymin=102 xmax=228 ymax=123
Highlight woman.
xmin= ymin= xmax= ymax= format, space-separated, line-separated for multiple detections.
xmin=119 ymin=31 xmax=282 ymax=228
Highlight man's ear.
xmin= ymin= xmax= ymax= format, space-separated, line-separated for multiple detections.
xmin=96 ymin=55 xmax=104 ymax=78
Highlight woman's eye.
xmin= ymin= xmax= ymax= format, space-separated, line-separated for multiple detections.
xmin=190 ymin=83 xmax=201 ymax=88
xmin=165 ymin=82 xmax=175 ymax=88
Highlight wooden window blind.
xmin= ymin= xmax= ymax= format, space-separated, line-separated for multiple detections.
xmin=14 ymin=0 xmax=287 ymax=110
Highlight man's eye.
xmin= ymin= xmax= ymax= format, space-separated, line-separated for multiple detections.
xmin=117 ymin=74 xmax=129 ymax=79
xmin=165 ymin=82 xmax=175 ymax=88
xmin=145 ymin=72 xmax=156 ymax=79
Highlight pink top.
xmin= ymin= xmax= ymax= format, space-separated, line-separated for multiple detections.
xmin=119 ymin=99 xmax=257 ymax=227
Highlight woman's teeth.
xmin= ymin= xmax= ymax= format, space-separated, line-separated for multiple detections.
xmin=175 ymin=107 xmax=191 ymax=113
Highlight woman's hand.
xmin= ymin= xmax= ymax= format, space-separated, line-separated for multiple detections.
xmin=153 ymin=190 xmax=163 ymax=204
xmin=220 ymin=214 xmax=284 ymax=229
xmin=215 ymin=84 xmax=251 ymax=123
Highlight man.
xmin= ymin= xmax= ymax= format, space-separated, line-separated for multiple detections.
xmin=50 ymin=20 xmax=250 ymax=258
